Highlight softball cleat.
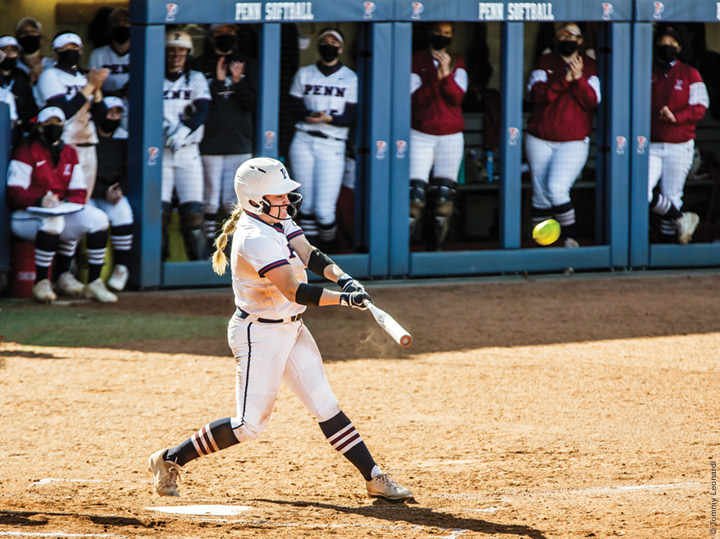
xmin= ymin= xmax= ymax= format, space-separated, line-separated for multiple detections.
xmin=366 ymin=472 xmax=413 ymax=500
xmin=676 ymin=212 xmax=699 ymax=245
xmin=32 ymin=279 xmax=57 ymax=302
xmin=107 ymin=264 xmax=129 ymax=291
xmin=148 ymin=449 xmax=181 ymax=496
xmin=84 ymin=278 xmax=118 ymax=303
xmin=56 ymin=271 xmax=85 ymax=296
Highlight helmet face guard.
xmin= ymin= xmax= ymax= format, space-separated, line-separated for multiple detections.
xmin=258 ymin=191 xmax=303 ymax=220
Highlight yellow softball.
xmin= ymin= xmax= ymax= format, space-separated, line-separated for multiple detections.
xmin=532 ymin=218 xmax=561 ymax=246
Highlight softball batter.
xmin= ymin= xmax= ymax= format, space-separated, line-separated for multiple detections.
xmin=525 ymin=22 xmax=600 ymax=248
xmin=149 ymin=157 xmax=412 ymax=501
xmin=648 ymin=25 xmax=706 ymax=244
xmin=288 ymin=28 xmax=357 ymax=247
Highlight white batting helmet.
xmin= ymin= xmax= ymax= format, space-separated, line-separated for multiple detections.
xmin=166 ymin=30 xmax=193 ymax=53
xmin=234 ymin=158 xmax=302 ymax=218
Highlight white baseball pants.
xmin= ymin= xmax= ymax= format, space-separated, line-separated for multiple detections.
xmin=409 ymin=129 xmax=464 ymax=182
xmin=648 ymin=140 xmax=694 ymax=210
xmin=74 ymin=145 xmax=98 ymax=204
xmin=11 ymin=205 xmax=108 ymax=241
xmin=162 ymin=144 xmax=204 ymax=204
xmin=87 ymin=196 xmax=134 ymax=226
xmin=202 ymin=153 xmax=251 ymax=214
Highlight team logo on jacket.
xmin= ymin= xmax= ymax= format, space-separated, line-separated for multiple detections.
xmin=264 ymin=130 xmax=276 ymax=149
xmin=411 ymin=2 xmax=424 ymax=19
xmin=636 ymin=136 xmax=648 ymax=155
xmin=653 ymin=2 xmax=665 ymax=19
xmin=363 ymin=1 xmax=376 ymax=19
xmin=147 ymin=146 xmax=159 ymax=166
xmin=165 ymin=3 xmax=178 ymax=21
xmin=507 ymin=127 xmax=520 ymax=146
xmin=615 ymin=136 xmax=627 ymax=155
xmin=375 ymin=140 xmax=387 ymax=160
xmin=63 ymin=164 xmax=72 ymax=176
xmin=396 ymin=140 xmax=407 ymax=159
xmin=602 ymin=2 xmax=614 ymax=20
xmin=674 ymin=79 xmax=683 ymax=91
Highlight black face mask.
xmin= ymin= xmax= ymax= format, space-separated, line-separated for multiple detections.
xmin=215 ymin=34 xmax=236 ymax=54
xmin=110 ymin=26 xmax=130 ymax=45
xmin=41 ymin=124 xmax=63 ymax=145
xmin=318 ymin=44 xmax=339 ymax=63
xmin=430 ymin=34 xmax=452 ymax=51
xmin=56 ymin=49 xmax=80 ymax=70
xmin=558 ymin=40 xmax=579 ymax=56
xmin=100 ymin=118 xmax=121 ymax=133
xmin=656 ymin=44 xmax=679 ymax=64
xmin=0 ymin=57 xmax=17 ymax=71
xmin=17 ymin=35 xmax=40 ymax=54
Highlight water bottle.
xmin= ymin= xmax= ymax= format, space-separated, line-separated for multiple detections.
xmin=485 ymin=151 xmax=494 ymax=182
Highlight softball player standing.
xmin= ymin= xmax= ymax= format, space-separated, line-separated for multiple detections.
xmin=288 ymin=28 xmax=357 ymax=248
xmin=525 ymin=23 xmax=600 ymax=248
xmin=409 ymin=21 xmax=467 ymax=250
xmin=648 ymin=25 xmax=707 ymax=244
xmin=149 ymin=157 xmax=412 ymax=501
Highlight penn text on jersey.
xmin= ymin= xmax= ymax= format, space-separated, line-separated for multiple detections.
xmin=478 ymin=2 xmax=555 ymax=21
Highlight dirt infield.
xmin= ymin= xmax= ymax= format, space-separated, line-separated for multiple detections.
xmin=1 ymin=271 xmax=718 ymax=538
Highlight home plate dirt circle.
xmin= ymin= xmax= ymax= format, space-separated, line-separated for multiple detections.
xmin=146 ymin=505 xmax=251 ymax=516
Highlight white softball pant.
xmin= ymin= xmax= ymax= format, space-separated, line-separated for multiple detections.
xmin=227 ymin=316 xmax=340 ymax=443
xmin=201 ymin=153 xmax=251 ymax=214
xmin=289 ymin=130 xmax=346 ymax=226
xmin=648 ymin=140 xmax=694 ymax=210
xmin=525 ymin=133 xmax=589 ymax=209
xmin=74 ymin=145 xmax=98 ymax=204
xmin=10 ymin=205 xmax=108 ymax=241
xmin=162 ymin=144 xmax=204 ymax=204
xmin=87 ymin=196 xmax=134 ymax=226
xmin=409 ymin=129 xmax=464 ymax=182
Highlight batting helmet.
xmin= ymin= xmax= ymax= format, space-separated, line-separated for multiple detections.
xmin=166 ymin=29 xmax=193 ymax=53
xmin=234 ymin=158 xmax=302 ymax=218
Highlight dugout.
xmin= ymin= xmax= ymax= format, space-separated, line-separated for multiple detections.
xmin=631 ymin=0 xmax=720 ymax=269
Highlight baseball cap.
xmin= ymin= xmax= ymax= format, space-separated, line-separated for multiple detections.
xmin=656 ymin=25 xmax=682 ymax=45
xmin=37 ymin=106 xmax=66 ymax=123
xmin=15 ymin=17 xmax=42 ymax=33
xmin=0 ymin=36 xmax=21 ymax=50
xmin=557 ymin=23 xmax=582 ymax=38
xmin=317 ymin=28 xmax=344 ymax=47
xmin=52 ymin=32 xmax=82 ymax=50
xmin=103 ymin=96 xmax=126 ymax=111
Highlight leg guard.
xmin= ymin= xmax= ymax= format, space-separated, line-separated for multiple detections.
xmin=409 ymin=179 xmax=428 ymax=244
xmin=179 ymin=202 xmax=207 ymax=261
xmin=161 ymin=202 xmax=172 ymax=261
xmin=427 ymin=177 xmax=456 ymax=251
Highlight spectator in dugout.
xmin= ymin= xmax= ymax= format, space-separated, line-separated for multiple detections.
xmin=37 ymin=32 xmax=109 ymax=202
xmin=0 ymin=36 xmax=38 ymax=142
xmin=88 ymin=96 xmax=134 ymax=292
xmin=6 ymin=107 xmax=117 ymax=303
xmin=0 ymin=47 xmax=19 ymax=136
xmin=196 ymin=23 xmax=257 ymax=253
xmin=409 ymin=21 xmax=467 ymax=251
xmin=89 ymin=8 xmax=131 ymax=130
xmin=14 ymin=17 xmax=54 ymax=85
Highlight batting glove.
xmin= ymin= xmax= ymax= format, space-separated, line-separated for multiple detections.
xmin=337 ymin=273 xmax=365 ymax=293
xmin=340 ymin=290 xmax=372 ymax=310
xmin=167 ymin=124 xmax=191 ymax=152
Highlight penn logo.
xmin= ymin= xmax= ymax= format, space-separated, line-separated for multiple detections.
xmin=147 ymin=146 xmax=159 ymax=166
xmin=653 ymin=2 xmax=665 ymax=19
xmin=375 ymin=140 xmax=387 ymax=160
xmin=363 ymin=1 xmax=376 ymax=19
xmin=508 ymin=127 xmax=519 ymax=146
xmin=616 ymin=136 xmax=627 ymax=155
xmin=411 ymin=2 xmax=424 ymax=19
xmin=396 ymin=140 xmax=407 ymax=159
xmin=636 ymin=135 xmax=648 ymax=155
xmin=166 ymin=3 xmax=179 ymax=21
xmin=602 ymin=2 xmax=614 ymax=20
xmin=264 ymin=130 xmax=276 ymax=149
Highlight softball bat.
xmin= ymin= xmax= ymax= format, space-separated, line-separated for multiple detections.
xmin=363 ymin=301 xmax=412 ymax=347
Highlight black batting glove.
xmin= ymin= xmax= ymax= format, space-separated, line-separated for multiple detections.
xmin=340 ymin=290 xmax=372 ymax=310
xmin=337 ymin=273 xmax=365 ymax=293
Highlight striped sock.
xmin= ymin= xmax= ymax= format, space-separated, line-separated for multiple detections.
xmin=34 ymin=231 xmax=59 ymax=282
xmin=553 ymin=202 xmax=577 ymax=240
xmin=165 ymin=417 xmax=240 ymax=467
xmin=531 ymin=206 xmax=553 ymax=227
xmin=317 ymin=221 xmax=337 ymax=243
xmin=204 ymin=213 xmax=218 ymax=243
xmin=650 ymin=192 xmax=683 ymax=220
xmin=319 ymin=411 xmax=377 ymax=481
xmin=298 ymin=212 xmax=318 ymax=241
xmin=86 ymin=230 xmax=108 ymax=282
xmin=111 ymin=224 xmax=133 ymax=268
xmin=55 ymin=239 xmax=78 ymax=276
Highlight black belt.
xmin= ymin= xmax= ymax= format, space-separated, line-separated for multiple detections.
xmin=305 ymin=130 xmax=345 ymax=142
xmin=235 ymin=307 xmax=302 ymax=324
xmin=75 ymin=143 xmax=97 ymax=147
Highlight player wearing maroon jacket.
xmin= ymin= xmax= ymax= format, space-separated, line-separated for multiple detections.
xmin=525 ymin=23 xmax=600 ymax=248
xmin=647 ymin=25 xmax=707 ymax=244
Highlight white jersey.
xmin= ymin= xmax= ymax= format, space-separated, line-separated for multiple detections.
xmin=290 ymin=63 xmax=357 ymax=141
xmin=89 ymin=45 xmax=130 ymax=92
xmin=0 ymin=85 xmax=17 ymax=121
xmin=231 ymin=211 xmax=307 ymax=320
xmin=163 ymin=70 xmax=211 ymax=146
xmin=36 ymin=67 xmax=98 ymax=145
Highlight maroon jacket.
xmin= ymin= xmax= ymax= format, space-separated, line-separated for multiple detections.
xmin=651 ymin=60 xmax=708 ymax=143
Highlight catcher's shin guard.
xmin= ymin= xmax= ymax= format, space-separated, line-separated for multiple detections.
xmin=161 ymin=201 xmax=173 ymax=261
xmin=409 ymin=179 xmax=428 ymax=244
xmin=428 ymin=177 xmax=457 ymax=251
xmin=179 ymin=201 xmax=208 ymax=261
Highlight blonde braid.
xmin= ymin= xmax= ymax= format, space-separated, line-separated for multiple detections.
xmin=212 ymin=206 xmax=244 ymax=275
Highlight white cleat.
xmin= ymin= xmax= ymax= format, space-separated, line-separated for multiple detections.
xmin=366 ymin=472 xmax=413 ymax=500
xmin=563 ymin=238 xmax=580 ymax=248
xmin=676 ymin=212 xmax=699 ymax=245
xmin=56 ymin=271 xmax=85 ymax=296
xmin=32 ymin=279 xmax=57 ymax=302
xmin=107 ymin=264 xmax=129 ymax=291
xmin=84 ymin=278 xmax=118 ymax=303
xmin=148 ymin=449 xmax=181 ymax=496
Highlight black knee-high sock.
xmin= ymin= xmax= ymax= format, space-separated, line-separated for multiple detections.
xmin=531 ymin=206 xmax=553 ymax=227
xmin=34 ymin=231 xmax=59 ymax=282
xmin=110 ymin=224 xmax=133 ymax=267
xmin=86 ymin=230 xmax=108 ymax=282
xmin=650 ymin=191 xmax=683 ymax=220
xmin=165 ymin=417 xmax=240 ymax=467
xmin=319 ymin=411 xmax=377 ymax=481
xmin=553 ymin=202 xmax=577 ymax=240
